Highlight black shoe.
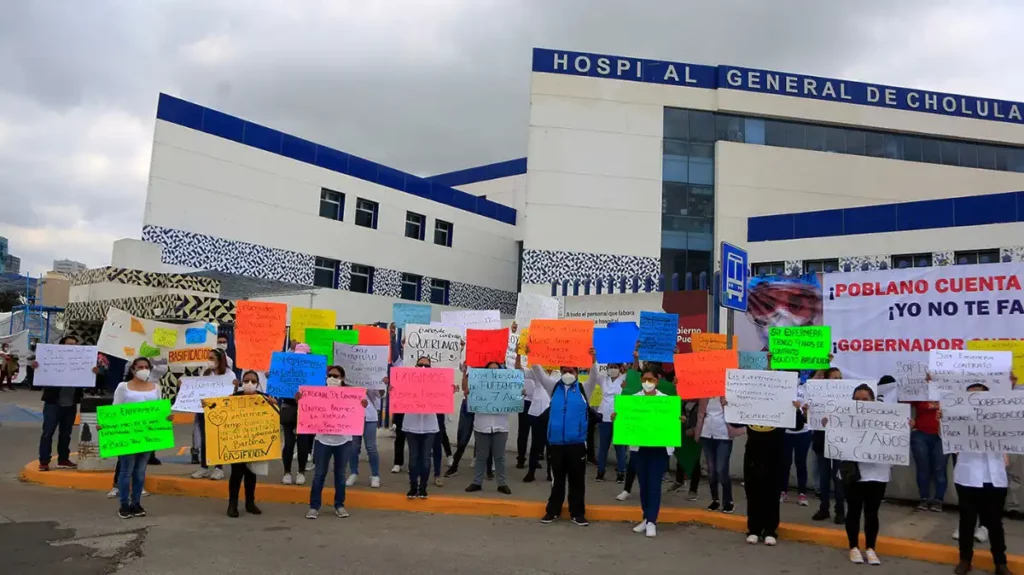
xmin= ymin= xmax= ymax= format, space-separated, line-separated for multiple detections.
xmin=118 ymin=505 xmax=133 ymax=519
xmin=516 ymin=458 xmax=525 ymax=469
xmin=487 ymin=471 xmax=494 ymax=480
xmin=523 ymin=471 xmax=536 ymax=483
xmin=954 ymin=561 xmax=972 ymax=575
xmin=190 ymin=454 xmax=200 ymax=465
xmin=571 ymin=516 xmax=590 ymax=526
xmin=723 ymin=502 xmax=735 ymax=514
xmin=227 ymin=502 xmax=239 ymax=518
xmin=497 ymin=485 xmax=512 ymax=495
xmin=707 ymin=500 xmax=721 ymax=512
xmin=540 ymin=513 xmax=558 ymax=524
xmin=465 ymin=483 xmax=482 ymax=492
xmin=417 ymin=488 xmax=428 ymax=499
xmin=812 ymin=509 xmax=830 ymax=521
xmin=668 ymin=481 xmax=685 ymax=493
xmin=615 ymin=472 xmax=625 ymax=484
xmin=834 ymin=510 xmax=846 ymax=525
xmin=595 ymin=472 xmax=605 ymax=482
xmin=245 ymin=502 xmax=262 ymax=515
xmin=148 ymin=457 xmax=162 ymax=466
xmin=407 ymin=488 xmax=417 ymax=499
xmin=131 ymin=504 xmax=146 ymax=518
xmin=444 ymin=465 xmax=459 ymax=477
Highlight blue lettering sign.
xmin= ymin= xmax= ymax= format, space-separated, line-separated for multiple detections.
xmin=467 ymin=368 xmax=525 ymax=413
xmin=267 ymin=352 xmax=327 ymax=398
xmin=638 ymin=311 xmax=679 ymax=363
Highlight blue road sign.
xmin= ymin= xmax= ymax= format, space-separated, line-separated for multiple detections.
xmin=720 ymin=242 xmax=748 ymax=312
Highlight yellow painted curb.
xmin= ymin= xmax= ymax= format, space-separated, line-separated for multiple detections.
xmin=19 ymin=461 xmax=1019 ymax=571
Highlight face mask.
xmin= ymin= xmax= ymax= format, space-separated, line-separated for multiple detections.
xmin=217 ymin=343 xmax=228 ymax=351
xmin=607 ymin=368 xmax=621 ymax=379
xmin=207 ymin=361 xmax=218 ymax=370
xmin=642 ymin=381 xmax=657 ymax=393
xmin=241 ymin=382 xmax=258 ymax=393
xmin=326 ymin=377 xmax=342 ymax=387
xmin=135 ymin=369 xmax=151 ymax=382
xmin=560 ymin=372 xmax=577 ymax=385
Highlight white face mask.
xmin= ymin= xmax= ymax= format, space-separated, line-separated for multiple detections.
xmin=217 ymin=343 xmax=228 ymax=351
xmin=207 ymin=361 xmax=218 ymax=370
xmin=326 ymin=377 xmax=342 ymax=387
xmin=607 ymin=368 xmax=621 ymax=379
xmin=641 ymin=381 xmax=657 ymax=393
xmin=560 ymin=372 xmax=577 ymax=385
xmin=241 ymin=382 xmax=258 ymax=393
xmin=134 ymin=369 xmax=151 ymax=382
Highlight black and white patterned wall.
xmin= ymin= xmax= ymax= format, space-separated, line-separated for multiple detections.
xmin=522 ymin=248 xmax=661 ymax=286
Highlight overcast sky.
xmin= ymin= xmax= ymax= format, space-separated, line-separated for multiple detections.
xmin=2 ymin=0 xmax=1022 ymax=276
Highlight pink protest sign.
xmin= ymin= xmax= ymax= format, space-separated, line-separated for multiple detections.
xmin=389 ymin=367 xmax=455 ymax=414
xmin=297 ymin=386 xmax=365 ymax=435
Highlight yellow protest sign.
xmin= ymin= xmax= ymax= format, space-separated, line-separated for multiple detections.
xmin=587 ymin=377 xmax=603 ymax=408
xmin=967 ymin=340 xmax=1024 ymax=381
xmin=202 ymin=394 xmax=280 ymax=466
xmin=290 ymin=308 xmax=337 ymax=343
xmin=152 ymin=327 xmax=178 ymax=348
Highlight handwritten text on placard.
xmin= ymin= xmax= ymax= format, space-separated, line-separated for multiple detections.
xmin=202 ymin=394 xmax=279 ymax=465
xmin=467 ymin=368 xmax=524 ymax=413
xmin=34 ymin=344 xmax=98 ymax=388
xmin=612 ymin=395 xmax=682 ymax=447
xmin=823 ymin=400 xmax=911 ymax=465
xmin=297 ymin=386 xmax=365 ymax=435
xmin=940 ymin=392 xmax=1024 ymax=455
xmin=97 ymin=400 xmax=174 ymax=458
xmin=267 ymin=352 xmax=327 ymax=397
xmin=805 ymin=379 xmax=877 ymax=431
xmin=389 ymin=367 xmax=455 ymax=414
xmin=334 ymin=344 xmax=389 ymax=390
xmin=172 ymin=374 xmax=237 ymax=413
xmin=526 ymin=319 xmax=594 ymax=367
xmin=769 ymin=326 xmax=831 ymax=370
xmin=403 ymin=324 xmax=463 ymax=369
xmin=724 ymin=369 xmax=798 ymax=428
xmin=234 ymin=301 xmax=287 ymax=371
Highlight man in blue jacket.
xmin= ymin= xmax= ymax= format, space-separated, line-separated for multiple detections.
xmin=528 ymin=347 xmax=597 ymax=526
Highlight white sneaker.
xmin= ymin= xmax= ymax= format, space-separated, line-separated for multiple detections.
xmin=447 ymin=456 xmax=454 ymax=466
xmin=953 ymin=527 xmax=960 ymax=540
xmin=142 ymin=489 xmax=150 ymax=497
xmin=391 ymin=465 xmax=401 ymax=474
xmin=632 ymin=520 xmax=648 ymax=533
xmin=296 ymin=472 xmax=306 ymax=486
xmin=764 ymin=536 xmax=777 ymax=546
xmin=975 ymin=526 xmax=989 ymax=543
xmin=645 ymin=523 xmax=657 ymax=538
xmin=190 ymin=468 xmax=210 ymax=479
xmin=282 ymin=473 xmax=293 ymax=485
xmin=304 ymin=462 xmax=315 ymax=473
xmin=849 ymin=548 xmax=865 ymax=564
xmin=616 ymin=490 xmax=630 ymax=501
xmin=745 ymin=534 xmax=759 ymax=544
xmin=865 ymin=548 xmax=881 ymax=565
xmin=107 ymin=487 xmax=119 ymax=498
xmin=335 ymin=506 xmax=350 ymax=518
xmin=435 ymin=476 xmax=444 ymax=487
xmin=370 ymin=476 xmax=381 ymax=488
xmin=305 ymin=508 xmax=318 ymax=519
xmin=210 ymin=468 xmax=225 ymax=481
xmin=346 ymin=474 xmax=358 ymax=487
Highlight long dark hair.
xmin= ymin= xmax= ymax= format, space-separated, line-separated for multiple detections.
xmin=126 ymin=357 xmax=153 ymax=382
xmin=205 ymin=349 xmax=228 ymax=376
xmin=852 ymin=383 xmax=876 ymax=401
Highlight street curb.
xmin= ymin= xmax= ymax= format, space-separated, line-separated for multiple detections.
xmin=19 ymin=461 xmax=1018 ymax=571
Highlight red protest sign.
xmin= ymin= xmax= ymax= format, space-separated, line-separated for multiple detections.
xmin=465 ymin=328 xmax=510 ymax=368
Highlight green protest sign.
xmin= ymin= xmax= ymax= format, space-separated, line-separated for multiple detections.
xmin=97 ymin=400 xmax=175 ymax=458
xmin=769 ymin=326 xmax=831 ymax=370
xmin=305 ymin=328 xmax=359 ymax=363
xmin=612 ymin=395 xmax=682 ymax=447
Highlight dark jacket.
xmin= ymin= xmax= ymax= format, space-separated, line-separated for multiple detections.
xmin=41 ymin=387 xmax=85 ymax=406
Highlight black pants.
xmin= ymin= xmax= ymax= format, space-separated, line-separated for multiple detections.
xmin=586 ymin=408 xmax=599 ymax=462
xmin=675 ymin=449 xmax=702 ymax=491
xmin=517 ymin=400 xmax=532 ymax=463
xmin=528 ymin=410 xmax=549 ymax=472
xmin=437 ymin=414 xmax=452 ymax=458
xmin=546 ymin=443 xmax=587 ymax=518
xmin=281 ymin=420 xmax=313 ymax=473
xmin=743 ymin=431 xmax=784 ymax=538
xmin=956 ymin=483 xmax=1008 ymax=566
xmin=229 ymin=463 xmax=257 ymax=504
xmin=624 ymin=451 xmax=637 ymax=492
xmin=846 ymin=481 xmax=886 ymax=549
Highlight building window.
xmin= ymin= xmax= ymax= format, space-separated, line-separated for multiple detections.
xmin=803 ymin=259 xmax=840 ymax=274
xmin=319 ymin=189 xmax=344 ymax=221
xmin=355 ymin=198 xmax=378 ymax=229
xmin=954 ymin=249 xmax=1001 ymax=266
xmin=405 ymin=212 xmax=425 ymax=241
xmin=313 ymin=257 xmax=339 ymax=288
xmin=752 ymin=261 xmax=785 ymax=276
xmin=429 ymin=279 xmax=450 ymax=305
xmin=350 ymin=264 xmax=374 ymax=293
xmin=891 ymin=253 xmax=932 ymax=269
xmin=434 ymin=219 xmax=453 ymax=247
xmin=401 ymin=273 xmax=422 ymax=301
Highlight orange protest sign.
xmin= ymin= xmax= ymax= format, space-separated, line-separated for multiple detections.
xmin=673 ymin=350 xmax=738 ymax=399
xmin=466 ymin=328 xmax=509 ymax=368
xmin=527 ymin=319 xmax=594 ymax=368
xmin=235 ymin=301 xmax=287 ymax=371
xmin=356 ymin=325 xmax=390 ymax=346
xmin=690 ymin=333 xmax=738 ymax=353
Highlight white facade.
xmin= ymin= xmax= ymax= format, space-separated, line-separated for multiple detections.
xmin=52 ymin=259 xmax=87 ymax=275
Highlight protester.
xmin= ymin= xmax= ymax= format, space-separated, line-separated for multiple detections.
xmin=592 ymin=361 xmax=628 ymax=483
xmin=507 ymin=323 xmax=533 ymax=470
xmin=345 ymin=365 xmax=383 ymax=489
xmin=910 ymin=385 xmax=948 ymax=512
xmin=780 ymin=372 xmax=812 ymax=507
xmin=670 ymin=397 xmax=703 ymax=498
xmin=390 ymin=332 xmax=406 ymax=475
xmin=0 ymin=342 xmax=17 ymax=391
xmin=461 ymin=360 xmax=514 ymax=494
xmin=695 ymin=395 xmax=743 ymax=513
xmin=280 ymin=343 xmax=315 ymax=485
xmin=37 ymin=335 xmax=98 ymax=471
xmin=810 ymin=365 xmax=845 ymax=523
xmin=526 ymin=345 xmax=597 ymax=526
xmin=227 ymin=370 xmax=277 ymax=517
xmin=190 ymin=349 xmax=231 ymax=481
xmin=432 ymin=413 xmax=454 ymax=486
xmin=387 ymin=356 xmax=450 ymax=499
xmin=304 ymin=366 xmax=368 ymax=519
xmin=444 ymin=384 xmax=493 ymax=479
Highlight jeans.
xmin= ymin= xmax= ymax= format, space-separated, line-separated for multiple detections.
xmin=636 ymin=447 xmax=670 ymax=523
xmin=472 ymin=431 xmax=508 ymax=486
xmin=39 ymin=403 xmax=77 ymax=464
xmin=846 ymin=481 xmax=886 ymax=549
xmin=349 ymin=419 xmax=380 ymax=477
xmin=309 ymin=440 xmax=352 ymax=510
xmin=703 ymin=438 xmax=734 ymax=505
xmin=117 ymin=452 xmax=150 ymax=508
xmin=956 ymin=483 xmax=1008 ymax=565
xmin=780 ymin=432 xmax=812 ymax=494
xmin=407 ymin=432 xmax=434 ymax=490
xmin=911 ymin=430 xmax=949 ymax=502
xmin=546 ymin=442 xmax=587 ymax=518
xmin=596 ymin=421 xmax=627 ymax=475
xmin=195 ymin=414 xmax=222 ymax=471
xmin=451 ymin=400 xmax=475 ymax=468
xmin=816 ymin=450 xmax=845 ymax=513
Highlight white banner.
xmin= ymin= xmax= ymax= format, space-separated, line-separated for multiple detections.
xmin=34 ymin=344 xmax=99 ymax=388
xmin=940 ymin=392 xmax=1024 ymax=454
xmin=559 ymin=292 xmax=663 ymax=327
xmin=824 ymin=264 xmax=1024 ymax=401
xmin=334 ymin=344 xmax=389 ymax=390
xmin=805 ymin=379 xmax=877 ymax=430
xmin=724 ymin=369 xmax=798 ymax=428
xmin=928 ymin=350 xmax=1012 ymax=400
xmin=172 ymin=374 xmax=237 ymax=413
xmin=823 ymin=400 xmax=911 ymax=465
xmin=515 ymin=293 xmax=560 ymax=328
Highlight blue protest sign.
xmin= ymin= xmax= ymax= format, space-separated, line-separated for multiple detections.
xmin=185 ymin=328 xmax=208 ymax=345
xmin=267 ymin=352 xmax=327 ymax=398
xmin=467 ymin=368 xmax=525 ymax=414
xmin=393 ymin=303 xmax=432 ymax=330
xmin=638 ymin=311 xmax=679 ymax=363
xmin=738 ymin=351 xmax=769 ymax=370
xmin=593 ymin=325 xmax=638 ymax=364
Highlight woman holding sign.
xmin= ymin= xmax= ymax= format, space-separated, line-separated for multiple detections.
xmin=190 ymin=349 xmax=232 ymax=481
xmin=462 ymin=361 xmax=516 ymax=495
xmin=227 ymin=371 xmax=278 ymax=518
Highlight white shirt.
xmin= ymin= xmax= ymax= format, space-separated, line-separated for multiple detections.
xmin=594 ymin=366 xmax=625 ymax=421
xmin=524 ymin=370 xmax=551 ymax=416
xmin=954 ymin=452 xmax=1008 ymax=488
xmin=857 ymin=462 xmax=891 ymax=483
xmin=786 ymin=384 xmax=810 ymax=434
xmin=473 ymin=413 xmax=510 ymax=434
xmin=627 ymin=390 xmax=674 ymax=456
xmin=402 ymin=413 xmax=440 ymax=434
xmin=315 ymin=433 xmax=352 ymax=447
xmin=364 ymin=392 xmax=380 ymax=423
xmin=113 ymin=381 xmax=162 ymax=405
xmin=700 ymin=398 xmax=729 ymax=440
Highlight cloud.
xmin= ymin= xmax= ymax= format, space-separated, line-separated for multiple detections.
xmin=2 ymin=0 xmax=1023 ymax=276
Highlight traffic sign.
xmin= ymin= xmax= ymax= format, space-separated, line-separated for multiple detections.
xmin=720 ymin=242 xmax=748 ymax=312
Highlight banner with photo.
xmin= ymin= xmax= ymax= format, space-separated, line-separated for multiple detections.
xmin=736 ymin=273 xmax=824 ymax=352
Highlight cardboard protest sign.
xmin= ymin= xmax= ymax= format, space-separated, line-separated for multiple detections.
xmin=526 ymin=319 xmax=594 ymax=368
xmin=928 ymin=349 xmax=1012 ymax=400
xmin=612 ymin=395 xmax=682 ymax=447
xmin=738 ymin=351 xmax=769 ymax=370
xmin=34 ymin=344 xmax=98 ymax=388
xmin=297 ymin=386 xmax=365 ymax=435
xmin=673 ymin=350 xmax=738 ymax=399
xmin=393 ymin=303 xmax=432 ymax=330
xmin=638 ymin=311 xmax=679 ymax=362
xmin=940 ymin=392 xmax=1024 ymax=454
xmin=267 ymin=352 xmax=327 ymax=397
xmin=389 ymin=367 xmax=454 ymax=414
xmin=690 ymin=333 xmax=738 ymax=353
xmin=724 ymin=369 xmax=798 ymax=428
xmin=334 ymin=344 xmax=389 ymax=390
xmin=97 ymin=400 xmax=174 ymax=458
xmin=305 ymin=328 xmax=358 ymax=363
xmin=403 ymin=324 xmax=463 ymax=370
xmin=804 ymin=379 xmax=877 ymax=431
xmin=290 ymin=308 xmax=336 ymax=343
xmin=467 ymin=368 xmax=524 ymax=413
xmin=97 ymin=307 xmax=215 ymax=368
xmin=967 ymin=340 xmax=1024 ymax=382
xmin=172 ymin=374 xmax=237 ymax=413
xmin=465 ymin=328 xmax=510 ymax=368
xmin=769 ymin=326 xmax=831 ymax=370
xmin=235 ymin=301 xmax=287 ymax=371
xmin=593 ymin=323 xmax=638 ymax=364
xmin=355 ymin=325 xmax=390 ymax=346
xmin=823 ymin=400 xmax=911 ymax=465
xmin=440 ymin=309 xmax=501 ymax=331
xmin=515 ymin=293 xmax=560 ymax=328
xmin=896 ymin=359 xmax=929 ymax=402
xmin=202 ymin=394 xmax=279 ymax=466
